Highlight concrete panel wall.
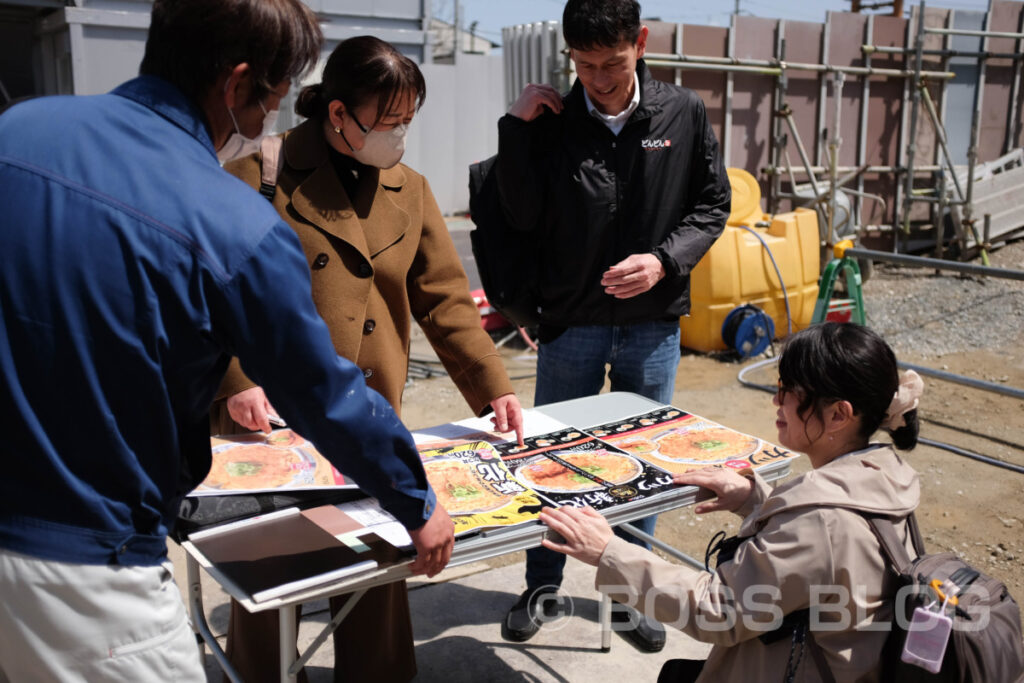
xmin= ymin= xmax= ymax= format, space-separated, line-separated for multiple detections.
xmin=406 ymin=54 xmax=505 ymax=214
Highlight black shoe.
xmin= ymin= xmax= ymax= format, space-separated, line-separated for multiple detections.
xmin=611 ymin=602 xmax=666 ymax=653
xmin=501 ymin=587 xmax=559 ymax=642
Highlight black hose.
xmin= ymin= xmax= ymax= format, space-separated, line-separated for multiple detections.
xmin=918 ymin=437 xmax=1024 ymax=475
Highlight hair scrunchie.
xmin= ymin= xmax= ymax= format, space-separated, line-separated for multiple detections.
xmin=882 ymin=370 xmax=924 ymax=430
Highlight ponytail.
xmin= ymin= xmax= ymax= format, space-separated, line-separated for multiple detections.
xmin=294 ymin=82 xmax=324 ymax=119
xmin=887 ymin=409 xmax=920 ymax=451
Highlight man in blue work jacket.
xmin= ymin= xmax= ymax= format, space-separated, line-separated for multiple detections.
xmin=0 ymin=1 xmax=453 ymax=680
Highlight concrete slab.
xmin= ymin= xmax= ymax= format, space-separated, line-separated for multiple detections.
xmin=170 ymin=542 xmax=712 ymax=682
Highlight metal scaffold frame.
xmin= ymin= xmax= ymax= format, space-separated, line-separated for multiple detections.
xmin=642 ymin=11 xmax=964 ymax=254
xmin=640 ymin=2 xmax=1023 ymax=260
xmin=896 ymin=0 xmax=1024 ymax=261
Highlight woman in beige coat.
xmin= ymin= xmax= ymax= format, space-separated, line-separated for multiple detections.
xmin=541 ymin=322 xmax=924 ymax=682
xmin=211 ymin=36 xmax=523 ymax=683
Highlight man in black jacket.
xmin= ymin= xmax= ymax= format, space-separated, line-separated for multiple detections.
xmin=496 ymin=0 xmax=730 ymax=652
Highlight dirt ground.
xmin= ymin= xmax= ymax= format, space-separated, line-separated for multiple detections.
xmin=401 ymin=328 xmax=1024 ymax=600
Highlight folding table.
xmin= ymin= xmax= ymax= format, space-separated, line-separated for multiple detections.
xmin=181 ymin=392 xmax=796 ymax=682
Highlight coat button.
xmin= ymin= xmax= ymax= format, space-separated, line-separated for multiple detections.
xmin=363 ymin=368 xmax=374 ymax=379
xmin=357 ymin=263 xmax=372 ymax=278
xmin=363 ymin=320 xmax=376 ymax=334
xmin=312 ymin=253 xmax=329 ymax=269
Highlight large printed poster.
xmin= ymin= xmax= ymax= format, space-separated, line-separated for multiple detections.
xmin=494 ymin=428 xmax=676 ymax=511
xmin=194 ymin=429 xmax=354 ymax=495
xmin=417 ymin=441 xmax=544 ymax=535
xmin=589 ymin=407 xmax=796 ymax=474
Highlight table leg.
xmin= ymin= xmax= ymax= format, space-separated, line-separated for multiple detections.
xmin=186 ymin=555 xmax=243 ymax=683
xmin=280 ymin=605 xmax=298 ymax=683
xmin=599 ymin=593 xmax=612 ymax=652
xmin=619 ymin=522 xmax=705 ymax=570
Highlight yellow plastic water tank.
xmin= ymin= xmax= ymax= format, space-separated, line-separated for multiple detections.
xmin=726 ymin=168 xmax=764 ymax=228
xmin=680 ymin=207 xmax=821 ymax=352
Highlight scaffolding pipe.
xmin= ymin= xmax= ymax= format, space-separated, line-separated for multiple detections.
xmin=863 ymin=44 xmax=1022 ymax=60
xmin=763 ymin=164 xmax=943 ymax=174
xmin=1006 ymin=11 xmax=1024 ymax=154
xmin=642 ymin=58 xmax=781 ymax=76
xmin=964 ymin=8 xmax=993 ymax=266
xmin=925 ymin=27 xmax=1024 ymax=40
xmin=857 ymin=17 xmax=874 ymax=229
xmin=935 ymin=167 xmax=947 ymax=258
xmin=643 ymin=52 xmax=954 ymax=80
xmin=828 ymin=71 xmax=845 ymax=246
xmin=902 ymin=4 xmax=927 ymax=234
xmin=841 ymin=246 xmax=1024 ymax=281
xmin=899 ymin=195 xmax=966 ymax=205
xmin=919 ymin=83 xmax=967 ymax=203
xmin=769 ymin=28 xmax=788 ymax=215
xmin=780 ymin=106 xmax=823 ymax=201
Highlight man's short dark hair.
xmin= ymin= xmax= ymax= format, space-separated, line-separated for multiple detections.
xmin=140 ymin=0 xmax=322 ymax=105
xmin=562 ymin=0 xmax=642 ymax=51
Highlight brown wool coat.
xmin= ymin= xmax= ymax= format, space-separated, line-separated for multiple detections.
xmin=213 ymin=118 xmax=513 ymax=423
xmin=213 ymin=119 xmax=515 ymax=683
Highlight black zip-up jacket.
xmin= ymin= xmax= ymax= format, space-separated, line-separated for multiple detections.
xmin=496 ymin=60 xmax=729 ymax=329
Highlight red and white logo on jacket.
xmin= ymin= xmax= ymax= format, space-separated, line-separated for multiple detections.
xmin=641 ymin=138 xmax=672 ymax=150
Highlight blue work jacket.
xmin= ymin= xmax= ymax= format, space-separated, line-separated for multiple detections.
xmin=0 ymin=76 xmax=435 ymax=566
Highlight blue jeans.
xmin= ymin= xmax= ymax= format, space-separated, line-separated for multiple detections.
xmin=526 ymin=321 xmax=681 ymax=591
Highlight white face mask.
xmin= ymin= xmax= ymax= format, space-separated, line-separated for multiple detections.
xmin=344 ymin=113 xmax=408 ymax=169
xmin=218 ymin=97 xmax=278 ymax=163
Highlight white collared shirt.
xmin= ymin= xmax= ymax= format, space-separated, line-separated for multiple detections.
xmin=582 ymin=72 xmax=641 ymax=136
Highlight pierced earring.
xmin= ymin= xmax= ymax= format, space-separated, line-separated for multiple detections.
xmin=334 ymin=126 xmax=341 ymax=134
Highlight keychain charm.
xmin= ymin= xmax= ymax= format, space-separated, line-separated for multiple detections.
xmin=901 ymin=591 xmax=954 ymax=673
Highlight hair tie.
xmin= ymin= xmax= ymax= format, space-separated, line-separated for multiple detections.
xmin=882 ymin=370 xmax=924 ymax=430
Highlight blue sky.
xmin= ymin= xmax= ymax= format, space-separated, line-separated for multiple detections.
xmin=449 ymin=0 xmax=995 ymax=48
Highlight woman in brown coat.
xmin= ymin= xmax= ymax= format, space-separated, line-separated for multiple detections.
xmin=540 ymin=323 xmax=924 ymax=682
xmin=212 ymin=36 xmax=523 ymax=683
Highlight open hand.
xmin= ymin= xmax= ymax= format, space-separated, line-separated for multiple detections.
xmin=674 ymin=469 xmax=755 ymax=515
xmin=539 ymin=505 xmax=614 ymax=567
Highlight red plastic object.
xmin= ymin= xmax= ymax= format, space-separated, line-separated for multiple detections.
xmin=825 ymin=299 xmax=854 ymax=324
xmin=470 ymin=289 xmax=511 ymax=331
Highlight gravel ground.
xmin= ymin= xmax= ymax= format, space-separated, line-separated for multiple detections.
xmin=861 ymin=237 xmax=1024 ymax=358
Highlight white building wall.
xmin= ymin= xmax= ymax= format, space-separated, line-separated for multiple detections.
xmin=0 ymin=0 xmax=506 ymax=214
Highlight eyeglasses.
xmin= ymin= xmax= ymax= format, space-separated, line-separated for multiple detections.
xmin=776 ymin=379 xmax=798 ymax=403
xmin=347 ymin=110 xmax=370 ymax=135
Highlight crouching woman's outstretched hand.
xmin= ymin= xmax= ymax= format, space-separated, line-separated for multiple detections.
xmin=674 ymin=468 xmax=755 ymax=515
xmin=539 ymin=505 xmax=614 ymax=567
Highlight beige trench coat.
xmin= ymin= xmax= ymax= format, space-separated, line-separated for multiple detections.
xmin=212 ymin=118 xmax=512 ymax=423
xmin=597 ymin=445 xmax=921 ymax=683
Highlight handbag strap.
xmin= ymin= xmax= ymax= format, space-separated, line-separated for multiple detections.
xmin=259 ymin=135 xmax=284 ymax=201
xmin=862 ymin=512 xmax=924 ymax=575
